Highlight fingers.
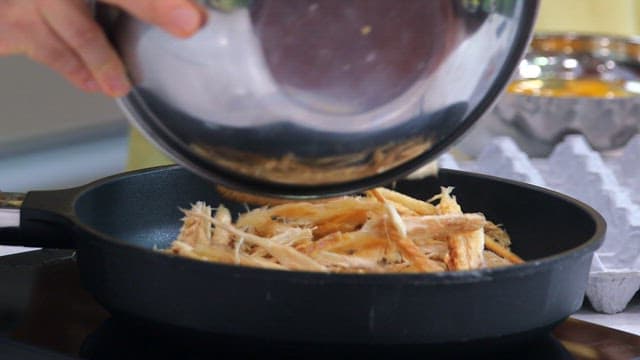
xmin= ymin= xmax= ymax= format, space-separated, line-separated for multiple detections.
xmin=0 ymin=1 xmax=26 ymax=55
xmin=1 ymin=0 xmax=206 ymax=97
xmin=38 ymin=0 xmax=131 ymax=97
xmin=29 ymin=20 xmax=101 ymax=93
xmin=0 ymin=0 xmax=98 ymax=93
xmin=102 ymin=0 xmax=207 ymax=38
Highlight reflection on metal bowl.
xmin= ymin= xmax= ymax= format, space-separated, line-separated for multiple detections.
xmin=96 ymin=0 xmax=539 ymax=198
xmin=461 ymin=33 xmax=640 ymax=157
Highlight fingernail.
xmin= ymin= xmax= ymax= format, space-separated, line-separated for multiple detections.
xmin=169 ymin=6 xmax=201 ymax=36
xmin=105 ymin=73 xmax=131 ymax=97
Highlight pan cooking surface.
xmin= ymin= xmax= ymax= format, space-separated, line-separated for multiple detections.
xmin=74 ymin=166 xmax=600 ymax=266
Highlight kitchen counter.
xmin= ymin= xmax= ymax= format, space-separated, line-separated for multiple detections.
xmin=574 ymin=298 xmax=640 ymax=336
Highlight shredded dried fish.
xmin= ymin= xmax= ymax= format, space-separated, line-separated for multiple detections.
xmin=163 ymin=187 xmax=522 ymax=273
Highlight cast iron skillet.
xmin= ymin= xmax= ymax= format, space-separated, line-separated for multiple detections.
xmin=0 ymin=166 xmax=604 ymax=344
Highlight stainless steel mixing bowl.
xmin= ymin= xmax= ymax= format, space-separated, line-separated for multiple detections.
xmin=96 ymin=0 xmax=538 ymax=198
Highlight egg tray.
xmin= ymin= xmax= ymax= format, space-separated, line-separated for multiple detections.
xmin=440 ymin=134 xmax=640 ymax=314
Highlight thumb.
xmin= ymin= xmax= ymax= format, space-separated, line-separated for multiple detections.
xmin=101 ymin=0 xmax=207 ymax=38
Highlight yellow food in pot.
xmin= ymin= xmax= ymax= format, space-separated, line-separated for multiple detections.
xmin=508 ymin=78 xmax=636 ymax=98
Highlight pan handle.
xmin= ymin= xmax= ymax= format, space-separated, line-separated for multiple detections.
xmin=0 ymin=190 xmax=77 ymax=249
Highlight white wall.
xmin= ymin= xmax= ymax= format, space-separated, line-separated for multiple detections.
xmin=0 ymin=56 xmax=125 ymax=151
xmin=0 ymin=55 xmax=130 ymax=190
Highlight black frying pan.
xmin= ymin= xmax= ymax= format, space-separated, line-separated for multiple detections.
xmin=0 ymin=166 xmax=604 ymax=345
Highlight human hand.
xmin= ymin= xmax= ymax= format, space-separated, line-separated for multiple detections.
xmin=0 ymin=0 xmax=206 ymax=97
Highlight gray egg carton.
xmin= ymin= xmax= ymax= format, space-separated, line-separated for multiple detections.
xmin=439 ymin=134 xmax=640 ymax=314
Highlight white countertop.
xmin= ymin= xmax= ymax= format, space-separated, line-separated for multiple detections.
xmin=573 ymin=297 xmax=640 ymax=335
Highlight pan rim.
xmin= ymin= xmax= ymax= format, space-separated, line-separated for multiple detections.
xmin=72 ymin=165 xmax=606 ymax=285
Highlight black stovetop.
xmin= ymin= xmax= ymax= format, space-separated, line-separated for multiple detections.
xmin=1 ymin=249 xmax=639 ymax=359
